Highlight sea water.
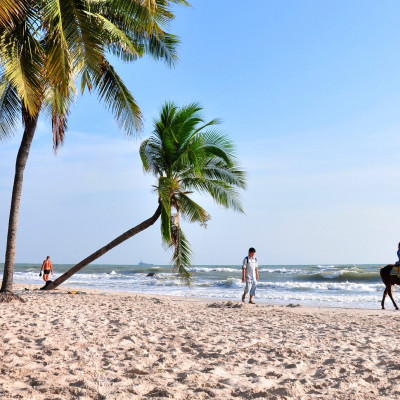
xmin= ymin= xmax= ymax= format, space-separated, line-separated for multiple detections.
xmin=1 ymin=263 xmax=389 ymax=309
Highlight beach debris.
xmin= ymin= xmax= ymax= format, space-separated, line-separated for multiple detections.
xmin=146 ymin=388 xmax=173 ymax=398
xmin=67 ymin=291 xmax=87 ymax=295
xmin=207 ymin=301 xmax=244 ymax=309
xmin=286 ymin=303 xmax=301 ymax=308
xmin=126 ymin=368 xmax=149 ymax=376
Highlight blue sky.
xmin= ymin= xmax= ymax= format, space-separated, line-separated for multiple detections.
xmin=2 ymin=0 xmax=400 ymax=265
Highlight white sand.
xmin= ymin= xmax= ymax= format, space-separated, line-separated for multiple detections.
xmin=1 ymin=284 xmax=400 ymax=399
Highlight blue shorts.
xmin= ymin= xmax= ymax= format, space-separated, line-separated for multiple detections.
xmin=244 ymin=278 xmax=257 ymax=296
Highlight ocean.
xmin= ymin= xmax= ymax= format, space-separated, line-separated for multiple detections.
xmin=2 ymin=263 xmax=390 ymax=309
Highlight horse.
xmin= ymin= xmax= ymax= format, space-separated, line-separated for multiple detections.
xmin=380 ymin=264 xmax=400 ymax=310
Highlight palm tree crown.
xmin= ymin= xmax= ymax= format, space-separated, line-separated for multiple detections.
xmin=0 ymin=0 xmax=190 ymax=143
xmin=140 ymin=102 xmax=246 ymax=279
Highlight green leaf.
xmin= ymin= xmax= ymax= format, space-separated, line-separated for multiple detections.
xmin=0 ymin=80 xmax=20 ymax=139
xmin=0 ymin=13 xmax=44 ymax=116
xmin=176 ymin=192 xmax=210 ymax=225
xmin=91 ymin=59 xmax=143 ymax=134
xmin=0 ymin=0 xmax=27 ymax=28
xmin=171 ymin=225 xmax=192 ymax=283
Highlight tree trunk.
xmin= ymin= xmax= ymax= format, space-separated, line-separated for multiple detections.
xmin=1 ymin=107 xmax=38 ymax=294
xmin=44 ymin=204 xmax=162 ymax=290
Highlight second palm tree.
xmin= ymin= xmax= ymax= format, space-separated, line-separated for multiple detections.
xmin=45 ymin=102 xmax=246 ymax=290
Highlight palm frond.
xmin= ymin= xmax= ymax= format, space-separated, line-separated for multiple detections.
xmin=42 ymin=79 xmax=76 ymax=151
xmin=176 ymin=192 xmax=210 ymax=225
xmin=90 ymin=13 xmax=144 ymax=62
xmin=154 ymin=101 xmax=178 ymax=139
xmin=42 ymin=0 xmax=77 ymax=97
xmin=144 ymin=31 xmax=179 ymax=66
xmin=92 ymin=59 xmax=142 ymax=134
xmin=0 ymin=14 xmax=44 ymax=116
xmin=191 ymin=118 xmax=221 ymax=136
xmin=201 ymin=180 xmax=245 ymax=213
xmin=180 ymin=158 xmax=246 ymax=190
xmin=169 ymin=0 xmax=191 ymax=6
xmin=180 ymin=177 xmax=245 ymax=213
xmin=201 ymin=163 xmax=247 ymax=189
xmin=0 ymin=0 xmax=26 ymax=28
xmin=72 ymin=2 xmax=104 ymax=76
xmin=170 ymin=225 xmax=192 ymax=283
xmin=171 ymin=136 xmax=203 ymax=177
xmin=172 ymin=102 xmax=203 ymax=142
xmin=139 ymin=138 xmax=151 ymax=170
xmin=109 ymin=0 xmax=189 ymax=31
xmin=0 ymin=80 xmax=21 ymax=139
xmin=160 ymin=203 xmax=171 ymax=244
xmin=139 ymin=136 xmax=165 ymax=175
xmin=158 ymin=176 xmax=174 ymax=243
xmin=158 ymin=176 xmax=175 ymax=204
xmin=80 ymin=68 xmax=93 ymax=93
xmin=97 ymin=0 xmax=187 ymax=65
xmin=198 ymin=130 xmax=236 ymax=165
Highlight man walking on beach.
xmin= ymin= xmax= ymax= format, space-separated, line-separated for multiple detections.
xmin=40 ymin=256 xmax=53 ymax=282
xmin=242 ymin=247 xmax=259 ymax=304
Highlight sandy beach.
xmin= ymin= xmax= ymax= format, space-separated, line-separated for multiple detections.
xmin=1 ymin=284 xmax=400 ymax=399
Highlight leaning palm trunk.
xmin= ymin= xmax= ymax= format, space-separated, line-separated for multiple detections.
xmin=0 ymin=107 xmax=38 ymax=300
xmin=44 ymin=204 xmax=162 ymax=290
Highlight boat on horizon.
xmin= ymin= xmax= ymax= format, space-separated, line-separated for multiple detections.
xmin=138 ymin=260 xmax=154 ymax=266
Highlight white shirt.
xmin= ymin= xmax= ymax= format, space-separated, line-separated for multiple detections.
xmin=242 ymin=256 xmax=258 ymax=280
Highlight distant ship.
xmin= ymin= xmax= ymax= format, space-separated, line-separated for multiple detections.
xmin=138 ymin=260 xmax=154 ymax=266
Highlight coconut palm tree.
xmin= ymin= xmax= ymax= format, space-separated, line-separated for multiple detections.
xmin=0 ymin=0 xmax=189 ymax=301
xmin=141 ymin=102 xmax=246 ymax=278
xmin=44 ymin=102 xmax=246 ymax=290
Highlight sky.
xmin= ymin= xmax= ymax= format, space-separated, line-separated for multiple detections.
xmin=2 ymin=0 xmax=400 ymax=266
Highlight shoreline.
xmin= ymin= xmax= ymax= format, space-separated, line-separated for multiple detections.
xmin=8 ymin=262 xmax=387 ymax=311
xmin=13 ymin=282 xmax=390 ymax=312
xmin=1 ymin=284 xmax=400 ymax=399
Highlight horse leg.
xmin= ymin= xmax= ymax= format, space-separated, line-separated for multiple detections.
xmin=382 ymin=287 xmax=388 ymax=309
xmin=388 ymin=285 xmax=399 ymax=310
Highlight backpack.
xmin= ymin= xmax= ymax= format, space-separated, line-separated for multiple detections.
xmin=245 ymin=256 xmax=257 ymax=266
